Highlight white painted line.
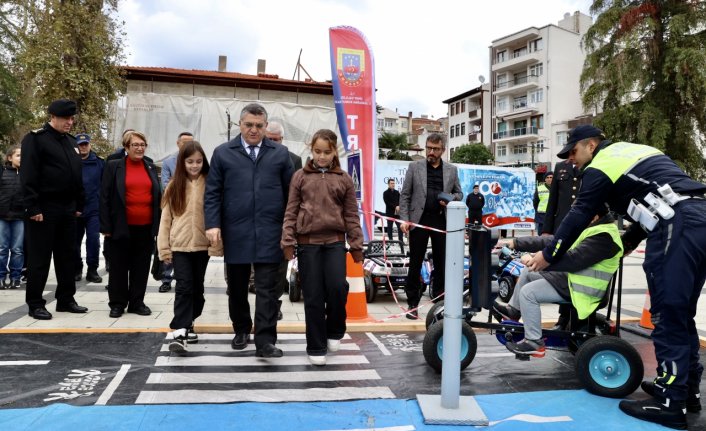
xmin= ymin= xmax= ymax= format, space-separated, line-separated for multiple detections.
xmin=488 ymin=414 xmax=572 ymax=426
xmin=321 ymin=426 xmax=414 ymax=431
xmin=365 ymin=332 xmax=391 ymax=356
xmin=0 ymin=360 xmax=49 ymax=366
xmin=155 ymin=355 xmax=370 ymax=367
xmin=169 ymin=333 xmax=353 ymax=341
xmin=135 ymin=386 xmax=395 ymax=404
xmin=95 ymin=364 xmax=131 ymax=405
xmin=160 ymin=343 xmax=360 ymax=353
xmin=146 ymin=369 xmax=381 ymax=384
xmin=475 ymin=352 xmax=514 ymax=358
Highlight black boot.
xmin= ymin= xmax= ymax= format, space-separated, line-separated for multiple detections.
xmin=641 ymin=380 xmax=701 ymax=413
xmin=619 ymin=396 xmax=687 ymax=430
xmin=86 ymin=267 xmax=103 ymax=283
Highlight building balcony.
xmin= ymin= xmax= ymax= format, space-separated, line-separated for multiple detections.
xmin=492 ymin=50 xmax=541 ymax=73
xmin=468 ymin=107 xmax=481 ymax=120
xmin=492 ymin=126 xmax=539 ymax=142
xmin=494 ymin=75 xmax=539 ymax=97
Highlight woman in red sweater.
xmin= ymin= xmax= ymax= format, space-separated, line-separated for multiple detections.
xmin=100 ymin=131 xmax=161 ymax=318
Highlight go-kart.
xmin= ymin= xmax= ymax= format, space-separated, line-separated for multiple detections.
xmin=362 ymin=240 xmax=408 ymax=303
xmin=423 ymin=227 xmax=643 ymax=399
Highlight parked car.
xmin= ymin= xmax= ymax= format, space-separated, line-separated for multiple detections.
xmin=362 ymin=240 xmax=408 ymax=303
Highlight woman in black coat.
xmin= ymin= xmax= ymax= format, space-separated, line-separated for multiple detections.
xmin=100 ymin=131 xmax=161 ymax=318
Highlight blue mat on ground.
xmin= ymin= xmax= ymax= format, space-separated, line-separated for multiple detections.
xmin=0 ymin=390 xmax=667 ymax=430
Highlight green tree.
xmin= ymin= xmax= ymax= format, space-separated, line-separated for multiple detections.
xmin=12 ymin=0 xmax=126 ymax=155
xmin=581 ymin=0 xmax=706 ymax=179
xmin=0 ymin=1 xmax=30 ymax=147
xmin=378 ymin=132 xmax=412 ymax=160
xmin=450 ymin=142 xmax=494 ymax=165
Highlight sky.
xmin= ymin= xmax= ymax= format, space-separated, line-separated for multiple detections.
xmin=116 ymin=0 xmax=593 ymax=119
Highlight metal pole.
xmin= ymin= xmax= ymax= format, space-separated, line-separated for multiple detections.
xmin=440 ymin=201 xmax=466 ymax=408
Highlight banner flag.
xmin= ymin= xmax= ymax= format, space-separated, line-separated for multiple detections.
xmin=329 ymin=26 xmax=377 ymax=241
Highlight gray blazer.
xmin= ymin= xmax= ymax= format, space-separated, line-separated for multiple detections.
xmin=399 ymin=160 xmax=463 ymax=227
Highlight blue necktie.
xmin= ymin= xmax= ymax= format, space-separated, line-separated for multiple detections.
xmin=248 ymin=145 xmax=257 ymax=162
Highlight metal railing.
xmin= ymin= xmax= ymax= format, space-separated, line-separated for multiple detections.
xmin=492 ymin=126 xmax=539 ymax=140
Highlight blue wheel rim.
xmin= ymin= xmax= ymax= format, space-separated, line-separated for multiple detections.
xmin=436 ymin=333 xmax=469 ymax=360
xmin=588 ymin=349 xmax=630 ymax=388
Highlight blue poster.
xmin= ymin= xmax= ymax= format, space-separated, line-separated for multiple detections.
xmin=347 ymin=152 xmax=362 ymax=200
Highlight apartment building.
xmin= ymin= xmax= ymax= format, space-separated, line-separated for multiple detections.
xmin=490 ymin=11 xmax=593 ymax=172
xmin=442 ymin=83 xmax=492 ymax=159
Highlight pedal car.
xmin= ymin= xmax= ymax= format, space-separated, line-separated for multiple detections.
xmin=362 ymin=240 xmax=408 ymax=303
xmin=423 ymin=227 xmax=643 ymax=399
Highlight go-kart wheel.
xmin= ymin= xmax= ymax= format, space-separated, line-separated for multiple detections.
xmin=288 ymin=273 xmax=301 ymax=302
xmin=575 ymin=336 xmax=643 ymax=398
xmin=425 ymin=300 xmax=444 ymax=329
xmin=423 ymin=320 xmax=477 ymax=373
xmin=364 ymin=274 xmax=377 ymax=303
xmin=494 ymin=320 xmax=524 ymax=345
xmin=497 ymin=275 xmax=515 ymax=303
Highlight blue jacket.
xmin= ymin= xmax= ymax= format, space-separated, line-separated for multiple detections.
xmin=161 ymin=153 xmax=177 ymax=189
xmin=204 ymin=135 xmax=294 ymax=264
xmin=80 ymin=151 xmax=105 ymax=217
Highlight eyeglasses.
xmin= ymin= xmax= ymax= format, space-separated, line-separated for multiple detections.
xmin=426 ymin=146 xmax=443 ymax=153
xmin=130 ymin=143 xmax=147 ymax=149
xmin=242 ymin=122 xmax=265 ymax=130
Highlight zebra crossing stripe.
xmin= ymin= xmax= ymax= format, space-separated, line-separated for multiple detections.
xmin=135 ymin=386 xmax=396 ymax=404
xmin=146 ymin=369 xmax=381 ymax=384
xmin=158 ymin=343 xmax=360 ymax=353
xmin=154 ymin=355 xmax=370 ymax=367
xmin=171 ymin=333 xmax=353 ymax=341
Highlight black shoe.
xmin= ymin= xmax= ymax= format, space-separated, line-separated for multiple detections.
xmin=405 ymin=308 xmax=419 ymax=320
xmin=492 ymin=301 xmax=521 ymax=321
xmin=56 ymin=302 xmax=88 ymax=313
xmin=109 ymin=307 xmax=124 ymax=318
xmin=641 ymin=380 xmax=701 ymax=413
xmin=187 ymin=326 xmax=198 ymax=344
xmin=169 ymin=329 xmax=188 ymax=354
xmin=10 ymin=279 xmax=20 ymax=289
xmin=86 ymin=268 xmax=102 ymax=284
xmin=619 ymin=397 xmax=687 ymax=430
xmin=74 ymin=272 xmax=82 ymax=282
xmin=256 ymin=343 xmax=283 ymax=358
xmin=127 ymin=305 xmax=152 ymax=316
xmin=29 ymin=307 xmax=52 ymax=320
xmin=231 ymin=333 xmax=249 ymax=350
xmin=506 ymin=339 xmax=546 ymax=358
xmin=159 ymin=282 xmax=172 ymax=293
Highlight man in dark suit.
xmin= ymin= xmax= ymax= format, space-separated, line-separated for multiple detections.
xmin=20 ymin=99 xmax=88 ymax=320
xmin=465 ymin=184 xmax=485 ymax=226
xmin=399 ymin=133 xmax=463 ymax=319
xmin=383 ymin=179 xmax=403 ymax=242
xmin=205 ymin=103 xmax=294 ymax=357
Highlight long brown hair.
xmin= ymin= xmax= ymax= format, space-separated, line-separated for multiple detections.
xmin=308 ymin=129 xmax=340 ymax=169
xmin=161 ymin=140 xmax=209 ymax=216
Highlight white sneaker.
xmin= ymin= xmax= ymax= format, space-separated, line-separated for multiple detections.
xmin=327 ymin=339 xmax=341 ymax=352
xmin=308 ymin=355 xmax=326 ymax=366
xmin=169 ymin=328 xmax=188 ymax=354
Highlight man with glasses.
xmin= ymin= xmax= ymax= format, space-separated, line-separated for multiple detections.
xmin=205 ymin=103 xmax=294 ymax=358
xmin=20 ymin=99 xmax=88 ymax=320
xmin=399 ymin=133 xmax=462 ymax=319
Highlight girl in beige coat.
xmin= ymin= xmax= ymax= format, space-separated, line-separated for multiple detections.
xmin=158 ymin=141 xmax=222 ymax=353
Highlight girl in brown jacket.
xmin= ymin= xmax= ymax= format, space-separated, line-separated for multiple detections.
xmin=281 ymin=129 xmax=364 ymax=366
xmin=158 ymin=141 xmax=222 ymax=353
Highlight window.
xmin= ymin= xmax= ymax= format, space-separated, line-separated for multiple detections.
xmin=513 ymin=120 xmax=527 ymax=130
xmin=496 ymin=73 xmax=508 ymax=89
xmin=535 ymin=140 xmax=545 ymax=153
xmin=450 ymin=126 xmax=455 ymax=138
xmin=530 ymin=115 xmax=544 ymax=129
xmin=514 ymin=72 xmax=528 ymax=85
xmin=529 ymin=38 xmax=543 ymax=52
xmin=496 ymin=50 xmax=506 ymax=63
xmin=456 ymin=102 xmax=461 ymax=114
xmin=513 ymin=96 xmax=527 ymax=110
xmin=385 ymin=119 xmax=394 ymax=129
xmin=497 ymin=145 xmax=507 ymax=157
xmin=512 ymin=145 xmax=528 ymax=155
xmin=557 ymin=131 xmax=568 ymax=147
xmin=496 ymin=97 xmax=508 ymax=113
xmin=377 ymin=119 xmax=384 ymax=129
xmin=461 ymin=122 xmax=466 ymax=136
xmin=450 ymin=104 xmax=455 ymax=116
xmin=529 ymin=89 xmax=543 ymax=105
xmin=513 ymin=47 xmax=527 ymax=58
xmin=529 ymin=63 xmax=543 ymax=77
xmin=461 ymin=100 xmax=466 ymax=113
xmin=455 ymin=124 xmax=460 ymax=137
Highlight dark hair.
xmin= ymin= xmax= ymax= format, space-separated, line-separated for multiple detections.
xmin=388 ymin=178 xmax=395 ymax=184
xmin=308 ymin=129 xmax=340 ymax=168
xmin=426 ymin=133 xmax=447 ymax=148
xmin=161 ymin=140 xmax=209 ymax=216
xmin=240 ymin=103 xmax=268 ymax=121
xmin=5 ymin=145 xmax=20 ymax=167
xmin=178 ymin=132 xmax=193 ymax=139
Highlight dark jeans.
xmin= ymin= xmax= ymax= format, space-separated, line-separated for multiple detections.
xmin=25 ymin=213 xmax=78 ymax=309
xmin=468 ymin=210 xmax=483 ymax=226
xmin=170 ymin=251 xmax=209 ymax=329
xmin=106 ymin=225 xmax=153 ymax=310
xmin=645 ymin=198 xmax=706 ymax=401
xmin=297 ymin=242 xmax=348 ymax=355
xmin=386 ymin=215 xmax=403 ymax=242
xmin=405 ymin=213 xmax=446 ymax=307
xmin=75 ymin=213 xmax=101 ymax=270
xmin=0 ymin=219 xmax=24 ymax=281
xmin=227 ymin=262 xmax=280 ymax=348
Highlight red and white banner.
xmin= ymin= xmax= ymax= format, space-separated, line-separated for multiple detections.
xmin=329 ymin=26 xmax=377 ymax=241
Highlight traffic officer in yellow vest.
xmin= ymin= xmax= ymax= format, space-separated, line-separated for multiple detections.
xmin=533 ymin=172 xmax=552 ymax=233
xmin=493 ymin=203 xmax=622 ymax=358
xmin=527 ymin=125 xmax=706 ymax=430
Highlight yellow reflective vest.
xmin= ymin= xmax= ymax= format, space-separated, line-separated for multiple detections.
xmin=567 ymin=222 xmax=624 ymax=319
xmin=536 ymin=183 xmax=550 ymax=213
xmin=587 ymin=142 xmax=662 ymax=183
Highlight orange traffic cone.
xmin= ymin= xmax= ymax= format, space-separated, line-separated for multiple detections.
xmin=639 ymin=291 xmax=654 ymax=330
xmin=345 ymin=252 xmax=371 ymax=321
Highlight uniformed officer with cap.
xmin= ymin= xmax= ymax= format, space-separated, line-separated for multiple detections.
xmin=526 ymin=124 xmax=706 ymax=429
xmin=20 ymin=98 xmax=88 ymax=320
